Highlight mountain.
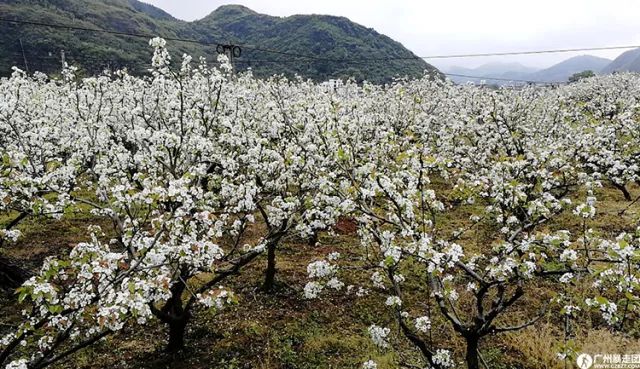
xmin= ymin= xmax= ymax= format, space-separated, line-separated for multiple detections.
xmin=190 ymin=5 xmax=439 ymax=82
xmin=601 ymin=48 xmax=640 ymax=73
xmin=0 ymin=1 xmax=439 ymax=83
xmin=527 ymin=55 xmax=611 ymax=82
xmin=446 ymin=56 xmax=616 ymax=86
xmin=0 ymin=0 xmax=188 ymax=75
xmin=445 ymin=62 xmax=539 ymax=85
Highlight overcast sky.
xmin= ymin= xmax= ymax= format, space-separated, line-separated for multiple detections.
xmin=144 ymin=0 xmax=640 ymax=70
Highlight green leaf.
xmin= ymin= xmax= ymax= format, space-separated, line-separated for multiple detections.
xmin=384 ymin=255 xmax=396 ymax=267
xmin=1 ymin=153 xmax=10 ymax=167
xmin=595 ymin=296 xmax=608 ymax=305
xmin=17 ymin=288 xmax=28 ymax=303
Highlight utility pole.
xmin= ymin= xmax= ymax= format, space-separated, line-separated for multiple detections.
xmin=216 ymin=43 xmax=241 ymax=72
xmin=18 ymin=38 xmax=29 ymax=73
xmin=60 ymin=49 xmax=66 ymax=70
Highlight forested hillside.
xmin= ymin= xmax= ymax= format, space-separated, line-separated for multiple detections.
xmin=0 ymin=0 xmax=439 ymax=83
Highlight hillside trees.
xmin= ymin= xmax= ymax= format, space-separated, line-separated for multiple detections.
xmin=568 ymin=70 xmax=595 ymax=83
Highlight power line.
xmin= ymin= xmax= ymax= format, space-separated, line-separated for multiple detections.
xmin=0 ymin=18 xmax=345 ymax=64
xmin=0 ymin=18 xmax=610 ymax=84
xmin=5 ymin=38 xmax=561 ymax=84
xmin=5 ymin=50 xmax=563 ymax=84
xmin=240 ymin=45 xmax=349 ymax=62
xmin=0 ymin=18 xmax=221 ymax=47
xmin=233 ymin=59 xmax=561 ymax=84
xmin=419 ymin=45 xmax=640 ymax=59
xmin=18 ymin=38 xmax=29 ymax=73
xmin=0 ymin=17 xmax=381 ymax=62
xmin=0 ymin=18 xmax=370 ymax=62
xmin=443 ymin=72 xmax=561 ymax=85
xmin=243 ymin=44 xmax=640 ymax=62
xmin=2 ymin=17 xmax=639 ymax=64
xmin=4 ymin=54 xmax=562 ymax=84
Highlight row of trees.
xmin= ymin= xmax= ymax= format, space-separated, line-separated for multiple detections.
xmin=1 ymin=39 xmax=639 ymax=368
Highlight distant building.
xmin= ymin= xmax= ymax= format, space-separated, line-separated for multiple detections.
xmin=321 ymin=79 xmax=343 ymax=90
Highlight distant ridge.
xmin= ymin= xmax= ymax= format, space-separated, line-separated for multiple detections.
xmin=446 ymin=55 xmax=612 ymax=85
xmin=601 ymin=48 xmax=640 ymax=73
xmin=527 ymin=55 xmax=611 ymax=82
xmin=446 ymin=62 xmax=539 ymax=85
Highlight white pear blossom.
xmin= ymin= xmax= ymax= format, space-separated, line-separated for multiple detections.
xmin=362 ymin=360 xmax=378 ymax=369
xmin=368 ymin=325 xmax=390 ymax=348
xmin=415 ymin=316 xmax=431 ymax=333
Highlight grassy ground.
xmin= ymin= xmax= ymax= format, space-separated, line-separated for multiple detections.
xmin=1 ymin=183 xmax=639 ymax=369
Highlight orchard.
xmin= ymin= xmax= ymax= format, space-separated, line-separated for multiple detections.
xmin=1 ymin=39 xmax=639 ymax=369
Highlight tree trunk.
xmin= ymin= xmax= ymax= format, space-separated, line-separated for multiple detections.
xmin=307 ymin=231 xmax=318 ymax=246
xmin=261 ymin=221 xmax=287 ymax=293
xmin=159 ymin=269 xmax=189 ymax=352
xmin=0 ymin=255 xmax=31 ymax=290
xmin=612 ymin=182 xmax=632 ymax=201
xmin=465 ymin=336 xmax=480 ymax=369
xmin=262 ymin=241 xmax=277 ymax=292
xmin=166 ymin=316 xmax=188 ymax=353
xmin=0 ymin=212 xmax=31 ymax=290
